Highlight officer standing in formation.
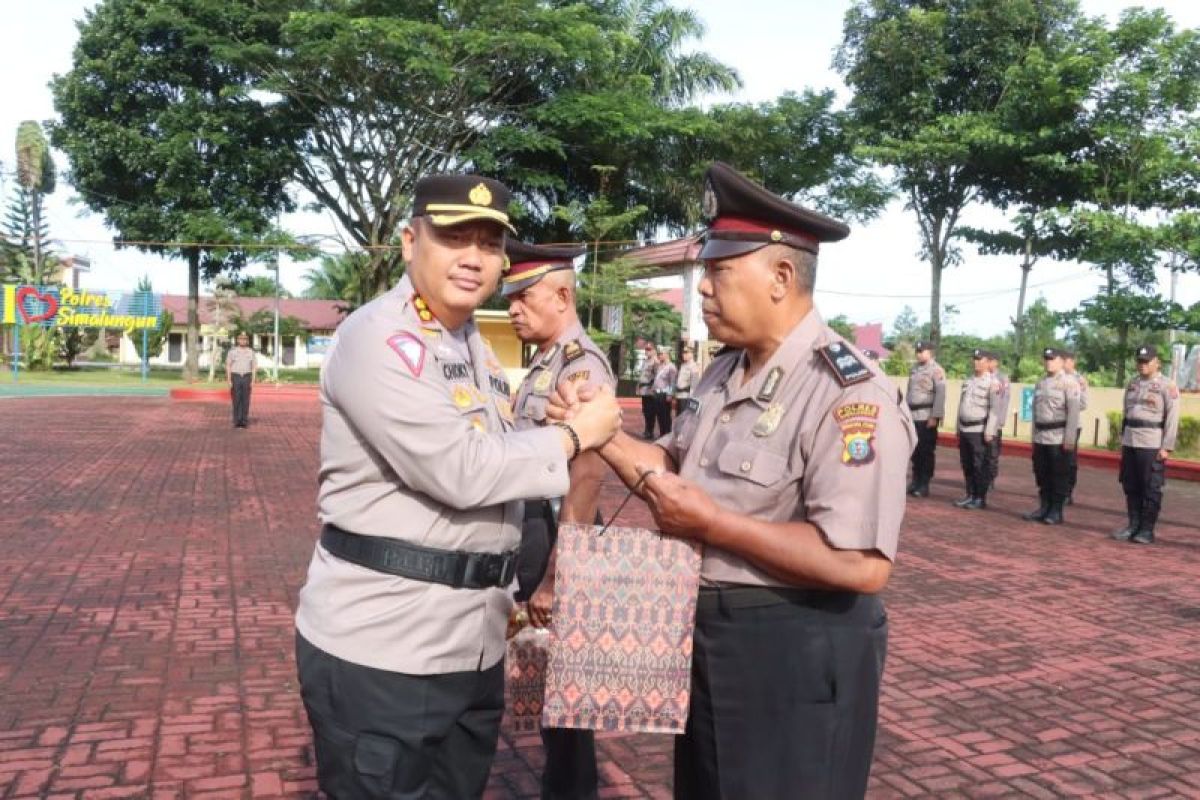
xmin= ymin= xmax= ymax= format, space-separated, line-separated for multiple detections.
xmin=954 ymin=349 xmax=1000 ymax=509
xmin=905 ymin=341 xmax=946 ymax=497
xmin=553 ymin=161 xmax=914 ymax=799
xmin=293 ymin=174 xmax=621 ymax=799
xmin=651 ymin=345 xmax=678 ymax=435
xmin=984 ymin=352 xmax=1011 ymax=491
xmin=1113 ymin=345 xmax=1181 ymax=545
xmin=1063 ymin=351 xmax=1089 ymax=504
xmin=1022 ymin=348 xmax=1080 ymax=525
xmin=226 ymin=331 xmax=257 ymax=428
xmin=674 ymin=346 xmax=701 ymax=419
xmin=637 ymin=342 xmax=659 ymax=439
xmin=503 ymin=238 xmax=611 ymax=800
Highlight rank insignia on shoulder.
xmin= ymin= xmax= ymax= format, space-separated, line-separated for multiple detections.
xmin=753 ymin=403 xmax=784 ymax=437
xmin=757 ymin=366 xmax=784 ymax=402
xmin=563 ymin=340 xmax=584 ymax=364
xmin=386 ymin=332 xmax=426 ymax=377
xmin=533 ymin=369 xmax=554 ymax=394
xmin=818 ymin=342 xmax=871 ymax=387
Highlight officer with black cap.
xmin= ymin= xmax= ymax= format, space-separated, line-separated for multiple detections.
xmin=551 ymin=161 xmax=915 ymax=799
xmin=1023 ymin=348 xmax=1080 ymax=525
xmin=983 ymin=351 xmax=1011 ymax=492
xmin=955 ymin=348 xmax=1000 ymax=509
xmin=905 ymin=341 xmax=946 ymax=497
xmin=293 ymin=174 xmax=622 ymax=799
xmin=504 ymin=238 xmax=610 ymax=800
xmin=1113 ymin=345 xmax=1180 ymax=544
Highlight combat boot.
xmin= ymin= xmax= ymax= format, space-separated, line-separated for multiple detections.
xmin=1023 ymin=494 xmax=1050 ymax=522
xmin=1132 ymin=506 xmax=1158 ymax=544
xmin=953 ymin=495 xmax=976 ymax=508
xmin=1111 ymin=497 xmax=1141 ymax=541
xmin=965 ymin=495 xmax=987 ymax=510
xmin=1042 ymin=500 xmax=1064 ymax=525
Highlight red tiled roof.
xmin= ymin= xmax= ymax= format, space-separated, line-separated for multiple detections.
xmin=160 ymin=295 xmax=346 ymax=330
xmin=852 ymin=322 xmax=890 ymax=358
xmin=652 ymin=288 xmax=685 ymax=313
xmin=622 ymin=235 xmax=703 ymax=270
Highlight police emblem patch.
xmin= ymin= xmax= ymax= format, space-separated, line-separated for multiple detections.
xmin=386 ymin=332 xmax=425 ymax=377
xmin=752 ymin=403 xmax=784 ymax=437
xmin=834 ymin=402 xmax=880 ymax=466
xmin=533 ymin=369 xmax=554 ymax=394
xmin=452 ymin=385 xmax=475 ymax=409
xmin=469 ymin=182 xmax=493 ymax=206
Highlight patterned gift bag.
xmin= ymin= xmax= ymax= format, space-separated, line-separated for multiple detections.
xmin=542 ymin=523 xmax=702 ymax=734
xmin=505 ymin=626 xmax=550 ymax=733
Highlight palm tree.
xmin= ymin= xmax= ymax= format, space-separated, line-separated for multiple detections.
xmin=617 ymin=0 xmax=740 ymax=105
xmin=302 ymin=252 xmax=372 ymax=311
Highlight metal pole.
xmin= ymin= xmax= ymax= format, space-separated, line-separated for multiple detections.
xmin=12 ymin=324 xmax=20 ymax=382
xmin=273 ymin=244 xmax=281 ymax=383
xmin=141 ymin=327 xmax=148 ymax=383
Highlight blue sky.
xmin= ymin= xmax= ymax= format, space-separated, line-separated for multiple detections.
xmin=2 ymin=0 xmax=1198 ymax=338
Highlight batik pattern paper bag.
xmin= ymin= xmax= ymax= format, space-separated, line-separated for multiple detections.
xmin=505 ymin=627 xmax=550 ymax=733
xmin=542 ymin=523 xmax=702 ymax=734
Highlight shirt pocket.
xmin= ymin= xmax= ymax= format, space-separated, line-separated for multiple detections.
xmin=716 ymin=441 xmax=789 ymax=488
xmin=521 ymin=393 xmax=549 ymax=423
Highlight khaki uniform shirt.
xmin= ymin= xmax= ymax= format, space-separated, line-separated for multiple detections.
xmin=296 ymin=274 xmax=570 ymax=675
xmin=636 ymin=356 xmax=656 ymax=396
xmin=513 ymin=321 xmax=615 ymax=432
xmin=659 ymin=310 xmax=915 ymax=587
xmin=227 ymin=346 xmax=256 ymax=375
xmin=652 ymin=361 xmax=678 ymax=396
xmin=957 ymin=372 xmax=996 ymax=433
xmin=988 ymin=371 xmax=1011 ymax=438
xmin=1121 ymin=373 xmax=1181 ymax=450
xmin=1031 ymin=373 xmax=1081 ymax=445
xmin=905 ymin=360 xmax=946 ymax=422
xmin=675 ymin=361 xmax=701 ymax=398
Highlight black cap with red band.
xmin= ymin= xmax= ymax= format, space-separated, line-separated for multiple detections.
xmin=698 ymin=161 xmax=851 ymax=261
xmin=501 ymin=240 xmax=584 ymax=297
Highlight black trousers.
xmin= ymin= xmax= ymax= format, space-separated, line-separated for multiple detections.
xmin=1119 ymin=446 xmax=1166 ymax=528
xmin=676 ymin=588 xmax=887 ymax=800
xmin=640 ymin=394 xmax=655 ymax=437
xmin=910 ymin=420 xmax=938 ymax=487
xmin=985 ymin=431 xmax=1002 ymax=488
xmin=296 ymin=633 xmax=503 ymax=800
xmin=957 ymin=431 xmax=988 ymax=497
xmin=1032 ymin=442 xmax=1071 ymax=503
xmin=1067 ymin=429 xmax=1082 ymax=496
xmin=230 ymin=373 xmax=252 ymax=426
xmin=515 ymin=505 xmax=599 ymax=800
xmin=653 ymin=394 xmax=673 ymax=436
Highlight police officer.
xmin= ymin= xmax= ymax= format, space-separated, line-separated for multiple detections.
xmin=674 ymin=346 xmax=701 ymax=419
xmin=1063 ymin=351 xmax=1089 ymax=504
xmin=637 ymin=342 xmax=658 ymax=439
xmin=651 ymin=345 xmax=678 ymax=435
xmin=503 ymin=238 xmax=611 ymax=800
xmin=553 ymin=162 xmax=914 ymax=799
xmin=955 ymin=349 xmax=998 ymax=509
xmin=1022 ymin=348 xmax=1080 ymax=525
xmin=905 ymin=341 xmax=946 ymax=497
xmin=293 ymin=174 xmax=621 ymax=800
xmin=984 ymin=352 xmax=1011 ymax=491
xmin=226 ymin=331 xmax=256 ymax=428
xmin=1113 ymin=345 xmax=1181 ymax=544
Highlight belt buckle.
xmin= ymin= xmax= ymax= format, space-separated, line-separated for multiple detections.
xmin=498 ymin=550 xmax=517 ymax=587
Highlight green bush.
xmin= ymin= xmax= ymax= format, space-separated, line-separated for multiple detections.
xmin=1106 ymin=411 xmax=1123 ymax=451
xmin=1178 ymin=416 xmax=1200 ymax=457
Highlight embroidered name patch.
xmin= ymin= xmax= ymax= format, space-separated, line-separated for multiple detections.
xmin=386 ymin=332 xmax=425 ymax=377
xmin=443 ymin=362 xmax=470 ymax=381
xmin=566 ymin=370 xmax=590 ymax=383
xmin=834 ymin=403 xmax=880 ymax=466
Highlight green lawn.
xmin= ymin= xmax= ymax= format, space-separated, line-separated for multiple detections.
xmin=0 ymin=364 xmax=320 ymax=397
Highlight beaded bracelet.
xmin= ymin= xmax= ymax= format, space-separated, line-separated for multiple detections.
xmin=554 ymin=422 xmax=581 ymax=460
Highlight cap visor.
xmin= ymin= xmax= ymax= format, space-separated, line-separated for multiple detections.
xmin=426 ymin=210 xmax=516 ymax=234
xmin=500 ymin=274 xmax=542 ymax=297
xmin=698 ymin=238 xmax=769 ymax=261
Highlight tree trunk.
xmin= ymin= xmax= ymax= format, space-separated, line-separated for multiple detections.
xmin=928 ymin=249 xmax=943 ymax=349
xmin=1012 ymin=234 xmax=1034 ymax=381
xmin=185 ymin=247 xmax=200 ymax=382
xmin=31 ymin=190 xmax=44 ymax=285
xmin=1116 ymin=322 xmax=1129 ymax=386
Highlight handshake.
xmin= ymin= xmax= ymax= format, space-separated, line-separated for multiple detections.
xmin=550 ymin=383 xmax=623 ymax=456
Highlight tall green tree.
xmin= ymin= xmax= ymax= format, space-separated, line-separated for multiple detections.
xmin=14 ymin=121 xmax=56 ymax=285
xmin=302 ymin=252 xmax=370 ymax=312
xmin=2 ymin=185 xmax=55 ymax=284
xmin=836 ymin=0 xmax=1088 ymax=348
xmin=51 ymin=0 xmax=298 ymax=380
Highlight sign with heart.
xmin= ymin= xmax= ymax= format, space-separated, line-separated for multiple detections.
xmin=15 ymin=286 xmax=60 ymax=325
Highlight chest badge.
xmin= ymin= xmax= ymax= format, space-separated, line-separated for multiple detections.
xmin=533 ymin=369 xmax=554 ymax=394
xmin=752 ymin=403 xmax=785 ymax=437
xmin=452 ymin=385 xmax=474 ymax=409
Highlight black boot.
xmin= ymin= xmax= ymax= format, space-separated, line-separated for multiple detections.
xmin=1112 ymin=497 xmax=1141 ymax=541
xmin=1023 ymin=494 xmax=1050 ymax=522
xmin=965 ymin=495 xmax=987 ymax=510
xmin=1132 ymin=506 xmax=1158 ymax=544
xmin=912 ymin=483 xmax=930 ymax=498
xmin=1042 ymin=499 xmax=1064 ymax=525
xmin=954 ymin=494 xmax=975 ymax=508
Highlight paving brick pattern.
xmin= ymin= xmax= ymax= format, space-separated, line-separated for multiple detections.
xmin=1 ymin=397 xmax=1198 ymax=798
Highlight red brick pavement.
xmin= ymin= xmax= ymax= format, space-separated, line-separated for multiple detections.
xmin=1 ymin=397 xmax=1198 ymax=799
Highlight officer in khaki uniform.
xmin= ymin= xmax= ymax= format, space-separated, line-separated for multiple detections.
xmin=1113 ymin=345 xmax=1181 ymax=544
xmin=905 ymin=341 xmax=945 ymax=497
xmin=1063 ymin=351 xmax=1088 ymax=504
xmin=637 ymin=342 xmax=658 ymax=438
xmin=226 ymin=332 xmax=256 ymax=428
xmin=553 ymin=162 xmax=915 ymax=799
xmin=503 ymin=238 xmax=612 ymax=800
xmin=955 ymin=349 xmax=999 ymax=509
xmin=293 ymin=175 xmax=621 ymax=800
xmin=651 ymin=346 xmax=678 ymax=435
xmin=674 ymin=346 xmax=701 ymax=418
xmin=984 ymin=352 xmax=1011 ymax=491
xmin=1022 ymin=348 xmax=1080 ymax=525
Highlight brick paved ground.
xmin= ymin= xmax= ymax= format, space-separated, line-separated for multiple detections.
xmin=1 ymin=396 xmax=1198 ymax=799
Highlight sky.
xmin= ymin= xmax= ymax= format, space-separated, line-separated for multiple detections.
xmin=2 ymin=0 xmax=1199 ymax=338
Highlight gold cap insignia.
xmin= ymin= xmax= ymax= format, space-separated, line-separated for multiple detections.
xmin=770 ymin=230 xmax=783 ymax=242
xmin=469 ymin=182 xmax=493 ymax=207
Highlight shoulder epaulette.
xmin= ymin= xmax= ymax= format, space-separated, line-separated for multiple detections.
xmin=817 ymin=342 xmax=872 ymax=387
xmin=563 ymin=339 xmax=585 ymax=364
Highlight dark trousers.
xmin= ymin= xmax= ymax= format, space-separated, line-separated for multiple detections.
xmin=1067 ymin=429 xmax=1081 ymax=496
xmin=296 ymin=633 xmax=503 ymax=800
xmin=515 ymin=505 xmax=599 ymax=800
xmin=957 ymin=431 xmax=988 ymax=497
xmin=230 ymin=373 xmax=252 ymax=426
xmin=1032 ymin=442 xmax=1071 ymax=503
xmin=675 ymin=587 xmax=887 ymax=800
xmin=985 ymin=431 xmax=1002 ymax=488
xmin=653 ymin=394 xmax=673 ymax=436
xmin=640 ymin=395 xmax=655 ymax=437
xmin=1119 ymin=446 xmax=1166 ymax=528
xmin=910 ymin=420 xmax=938 ymax=487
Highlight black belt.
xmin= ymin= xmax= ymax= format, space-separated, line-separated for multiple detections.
xmin=959 ymin=417 xmax=985 ymax=426
xmin=1123 ymin=419 xmax=1163 ymax=429
xmin=320 ymin=525 xmax=518 ymax=589
xmin=909 ymin=402 xmax=933 ymax=410
xmin=1034 ymin=420 xmax=1066 ymax=431
xmin=696 ymin=585 xmax=845 ymax=612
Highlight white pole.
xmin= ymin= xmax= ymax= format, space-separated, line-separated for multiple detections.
xmin=273 ymin=244 xmax=281 ymax=383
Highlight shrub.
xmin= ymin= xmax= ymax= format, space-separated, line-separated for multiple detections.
xmin=1177 ymin=416 xmax=1199 ymax=457
xmin=1106 ymin=411 xmax=1123 ymax=451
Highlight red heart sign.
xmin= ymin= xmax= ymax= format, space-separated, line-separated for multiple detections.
xmin=15 ymin=286 xmax=60 ymax=324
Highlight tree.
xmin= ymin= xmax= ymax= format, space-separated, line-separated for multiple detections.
xmin=836 ymin=0 xmax=1088 ymax=348
xmin=232 ymin=274 xmax=290 ymax=298
xmin=2 ymin=184 xmax=55 ymax=284
xmin=1060 ymin=291 xmax=1199 ymax=384
xmin=51 ymin=0 xmax=298 ymax=380
xmin=58 ymin=326 xmax=98 ymax=367
xmin=889 ymin=304 xmax=924 ymax=346
xmin=826 ymin=315 xmax=856 ymax=340
xmin=302 ymin=252 xmax=370 ymax=311
xmin=15 ymin=121 xmax=56 ymax=285
xmin=130 ymin=276 xmax=172 ymax=361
